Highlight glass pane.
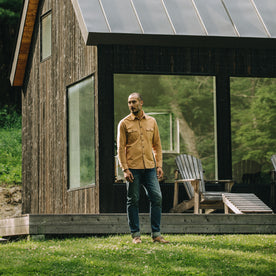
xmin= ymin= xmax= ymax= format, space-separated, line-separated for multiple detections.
xmin=132 ymin=0 xmax=174 ymax=34
xmin=68 ymin=76 xmax=95 ymax=189
xmin=101 ymin=0 xmax=141 ymax=33
xmin=41 ymin=13 xmax=51 ymax=60
xmin=78 ymin=0 xmax=109 ymax=33
xmin=223 ymin=0 xmax=267 ymax=37
xmin=194 ymin=0 xmax=236 ymax=36
xmin=254 ymin=0 xmax=276 ymax=37
xmin=114 ymin=74 xmax=215 ymax=183
xmin=146 ymin=112 xmax=179 ymax=153
xmin=231 ymin=77 xmax=276 ymax=207
xmin=164 ymin=0 xmax=205 ymax=35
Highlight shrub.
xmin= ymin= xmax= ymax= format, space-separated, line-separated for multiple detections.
xmin=0 ymin=106 xmax=22 ymax=184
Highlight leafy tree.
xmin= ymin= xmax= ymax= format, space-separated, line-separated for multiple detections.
xmin=0 ymin=0 xmax=23 ymax=110
xmin=231 ymin=78 xmax=276 ymax=170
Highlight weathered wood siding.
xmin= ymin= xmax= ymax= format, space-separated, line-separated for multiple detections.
xmin=22 ymin=0 xmax=99 ymax=214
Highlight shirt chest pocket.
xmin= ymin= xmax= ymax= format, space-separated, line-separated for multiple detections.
xmin=127 ymin=128 xmax=139 ymax=144
xmin=146 ymin=128 xmax=154 ymax=141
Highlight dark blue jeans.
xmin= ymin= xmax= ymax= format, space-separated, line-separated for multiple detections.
xmin=126 ymin=168 xmax=162 ymax=238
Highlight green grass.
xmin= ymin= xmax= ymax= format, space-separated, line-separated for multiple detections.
xmin=0 ymin=234 xmax=275 ymax=275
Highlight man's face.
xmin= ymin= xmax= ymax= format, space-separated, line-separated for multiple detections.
xmin=128 ymin=96 xmax=143 ymax=115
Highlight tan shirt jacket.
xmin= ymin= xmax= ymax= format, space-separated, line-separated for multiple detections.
xmin=117 ymin=112 xmax=162 ymax=171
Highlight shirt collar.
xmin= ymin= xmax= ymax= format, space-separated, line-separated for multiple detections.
xmin=129 ymin=110 xmax=147 ymax=120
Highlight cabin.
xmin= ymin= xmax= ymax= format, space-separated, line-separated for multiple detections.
xmin=8 ymin=0 xmax=276 ymax=220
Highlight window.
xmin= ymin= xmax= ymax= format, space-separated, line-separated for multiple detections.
xmin=145 ymin=111 xmax=180 ymax=153
xmin=41 ymin=12 xmax=51 ymax=60
xmin=68 ymin=76 xmax=95 ymax=189
xmin=231 ymin=77 xmax=276 ymax=198
xmin=114 ymin=74 xmax=215 ymax=182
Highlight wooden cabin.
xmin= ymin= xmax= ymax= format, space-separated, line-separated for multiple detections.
xmin=10 ymin=0 xmax=276 ymax=216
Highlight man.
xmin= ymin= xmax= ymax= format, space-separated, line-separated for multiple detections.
xmin=117 ymin=92 xmax=169 ymax=244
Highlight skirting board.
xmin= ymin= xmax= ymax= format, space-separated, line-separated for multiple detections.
xmin=1 ymin=213 xmax=276 ymax=237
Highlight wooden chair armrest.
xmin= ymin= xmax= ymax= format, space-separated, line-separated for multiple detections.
xmin=206 ymin=179 xmax=233 ymax=183
xmin=175 ymin=178 xmax=201 ymax=183
xmin=205 ymin=179 xmax=234 ymax=192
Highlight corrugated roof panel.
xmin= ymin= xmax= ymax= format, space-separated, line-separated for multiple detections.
xmin=132 ymin=0 xmax=174 ymax=34
xmin=223 ymin=0 xmax=268 ymax=37
xmin=194 ymin=0 xmax=237 ymax=36
xmin=101 ymin=0 xmax=142 ymax=33
xmin=254 ymin=0 xmax=276 ymax=38
xmin=78 ymin=0 xmax=109 ymax=33
xmin=164 ymin=0 xmax=206 ymax=36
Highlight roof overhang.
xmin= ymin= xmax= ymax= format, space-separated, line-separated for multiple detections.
xmin=72 ymin=0 xmax=276 ymax=49
xmin=10 ymin=0 xmax=39 ymax=87
xmin=10 ymin=0 xmax=276 ymax=87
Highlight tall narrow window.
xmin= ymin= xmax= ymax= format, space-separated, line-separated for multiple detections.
xmin=68 ymin=76 xmax=95 ymax=189
xmin=41 ymin=12 xmax=51 ymax=60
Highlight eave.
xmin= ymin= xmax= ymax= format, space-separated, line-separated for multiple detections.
xmin=10 ymin=0 xmax=40 ymax=87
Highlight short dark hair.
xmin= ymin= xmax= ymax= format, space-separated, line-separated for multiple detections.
xmin=129 ymin=92 xmax=142 ymax=101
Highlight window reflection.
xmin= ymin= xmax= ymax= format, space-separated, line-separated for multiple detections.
xmin=68 ymin=76 xmax=95 ymax=189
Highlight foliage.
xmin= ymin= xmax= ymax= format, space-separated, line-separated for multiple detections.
xmin=0 ymin=105 xmax=21 ymax=184
xmin=0 ymin=0 xmax=23 ymax=110
xmin=0 ymin=105 xmax=21 ymax=129
xmin=0 ymin=0 xmax=22 ymax=24
xmin=0 ymin=128 xmax=21 ymax=184
xmin=0 ymin=234 xmax=275 ymax=275
xmin=231 ymin=78 xmax=276 ymax=170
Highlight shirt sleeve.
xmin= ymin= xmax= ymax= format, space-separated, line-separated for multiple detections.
xmin=117 ymin=120 xmax=128 ymax=171
xmin=152 ymin=119 xmax=163 ymax=168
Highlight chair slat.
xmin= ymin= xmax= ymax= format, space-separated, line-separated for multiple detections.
xmin=176 ymin=154 xmax=205 ymax=198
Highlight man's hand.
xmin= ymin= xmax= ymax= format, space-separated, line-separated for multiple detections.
xmin=124 ymin=169 xmax=134 ymax=183
xmin=156 ymin=167 xmax=164 ymax=180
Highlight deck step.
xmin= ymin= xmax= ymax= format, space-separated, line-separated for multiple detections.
xmin=222 ymin=193 xmax=273 ymax=214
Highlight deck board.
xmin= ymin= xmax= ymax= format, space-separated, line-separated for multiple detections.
xmin=1 ymin=213 xmax=276 ymax=237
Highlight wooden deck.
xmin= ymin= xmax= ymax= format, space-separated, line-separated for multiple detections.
xmin=1 ymin=213 xmax=276 ymax=237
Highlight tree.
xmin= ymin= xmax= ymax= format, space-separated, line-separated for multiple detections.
xmin=231 ymin=77 xmax=276 ymax=170
xmin=0 ymin=0 xmax=23 ymax=110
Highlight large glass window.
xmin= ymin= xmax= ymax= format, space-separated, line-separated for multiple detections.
xmin=68 ymin=76 xmax=95 ymax=189
xmin=231 ymin=77 xmax=276 ymax=204
xmin=114 ymin=74 xmax=215 ymax=182
xmin=41 ymin=12 xmax=51 ymax=60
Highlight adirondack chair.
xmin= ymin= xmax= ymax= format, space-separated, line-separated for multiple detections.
xmin=232 ymin=159 xmax=261 ymax=194
xmin=171 ymin=154 xmax=234 ymax=214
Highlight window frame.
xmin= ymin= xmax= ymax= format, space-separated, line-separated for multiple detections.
xmin=67 ymin=74 xmax=96 ymax=191
xmin=146 ymin=111 xmax=180 ymax=154
xmin=40 ymin=10 xmax=52 ymax=62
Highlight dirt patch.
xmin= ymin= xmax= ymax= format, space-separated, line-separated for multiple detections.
xmin=0 ymin=185 xmax=22 ymax=219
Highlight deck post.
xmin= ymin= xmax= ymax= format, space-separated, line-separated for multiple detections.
xmin=215 ymin=75 xmax=232 ymax=180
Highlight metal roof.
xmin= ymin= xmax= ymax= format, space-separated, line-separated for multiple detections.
xmin=72 ymin=0 xmax=276 ymax=47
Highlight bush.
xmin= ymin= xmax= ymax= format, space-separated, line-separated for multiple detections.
xmin=0 ymin=105 xmax=21 ymax=129
xmin=0 ymin=106 xmax=22 ymax=184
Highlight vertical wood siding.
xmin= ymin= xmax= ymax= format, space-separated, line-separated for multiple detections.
xmin=22 ymin=0 xmax=99 ymax=214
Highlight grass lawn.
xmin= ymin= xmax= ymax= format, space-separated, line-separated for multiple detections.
xmin=0 ymin=234 xmax=275 ymax=275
